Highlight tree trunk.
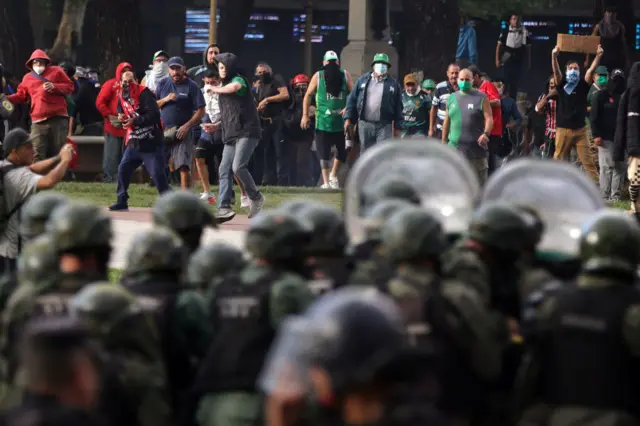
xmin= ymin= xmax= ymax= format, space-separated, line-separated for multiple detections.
xmin=94 ymin=0 xmax=141 ymax=79
xmin=48 ymin=0 xmax=90 ymax=63
xmin=0 ymin=0 xmax=35 ymax=74
xmin=400 ymin=0 xmax=459 ymax=79
xmin=217 ymin=0 xmax=254 ymax=54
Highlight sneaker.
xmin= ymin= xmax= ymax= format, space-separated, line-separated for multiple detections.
xmin=329 ymin=176 xmax=340 ymax=190
xmin=215 ymin=207 xmax=236 ymax=224
xmin=321 ymin=183 xmax=330 ymax=189
xmin=248 ymin=193 xmax=265 ymax=219
xmin=109 ymin=201 xmax=129 ymax=212
xmin=200 ymin=192 xmax=216 ymax=205
xmin=241 ymin=195 xmax=250 ymax=209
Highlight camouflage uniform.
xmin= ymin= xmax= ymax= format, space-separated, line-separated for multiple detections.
xmin=152 ymin=191 xmax=216 ymax=254
xmin=70 ymin=283 xmax=173 ymax=426
xmin=120 ymin=227 xmax=212 ymax=411
xmin=187 ymin=243 xmax=245 ymax=297
xmin=518 ymin=211 xmax=640 ymax=426
xmin=0 ymin=192 xmax=68 ymax=314
xmin=189 ymin=210 xmax=314 ymax=426
xmin=380 ymin=206 xmax=508 ymax=423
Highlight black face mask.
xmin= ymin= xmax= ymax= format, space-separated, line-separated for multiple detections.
xmin=257 ymin=73 xmax=273 ymax=84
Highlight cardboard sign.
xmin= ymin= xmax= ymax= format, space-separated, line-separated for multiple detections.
xmin=557 ymin=34 xmax=600 ymax=54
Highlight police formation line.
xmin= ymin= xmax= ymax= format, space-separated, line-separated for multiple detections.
xmin=0 ymin=139 xmax=637 ymax=426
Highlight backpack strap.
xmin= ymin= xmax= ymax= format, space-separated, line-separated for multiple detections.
xmin=29 ymin=71 xmax=49 ymax=83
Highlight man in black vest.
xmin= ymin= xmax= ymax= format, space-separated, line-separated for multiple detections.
xmin=518 ymin=210 xmax=640 ymax=425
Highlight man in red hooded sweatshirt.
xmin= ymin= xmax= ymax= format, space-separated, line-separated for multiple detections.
xmin=96 ymin=62 xmax=132 ymax=183
xmin=7 ymin=50 xmax=75 ymax=162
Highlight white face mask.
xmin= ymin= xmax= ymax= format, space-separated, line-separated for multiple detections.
xmin=153 ymin=61 xmax=169 ymax=76
xmin=33 ymin=65 xmax=45 ymax=75
xmin=373 ymin=63 xmax=388 ymax=75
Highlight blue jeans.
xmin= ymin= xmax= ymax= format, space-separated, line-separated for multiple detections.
xmin=103 ymin=133 xmax=123 ymax=183
xmin=218 ymin=138 xmax=260 ymax=208
xmin=116 ymin=143 xmax=170 ymax=203
xmin=357 ymin=120 xmax=393 ymax=151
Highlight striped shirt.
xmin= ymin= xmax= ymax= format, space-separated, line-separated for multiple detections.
xmin=432 ymin=81 xmax=456 ymax=130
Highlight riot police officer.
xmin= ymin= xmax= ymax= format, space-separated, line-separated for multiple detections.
xmin=186 ymin=243 xmax=245 ymax=296
xmin=360 ymin=177 xmax=421 ymax=213
xmin=70 ymin=283 xmax=173 ymax=426
xmin=152 ymin=191 xmax=216 ymax=254
xmin=259 ymin=287 xmax=445 ymax=426
xmin=518 ymin=210 xmax=640 ymax=425
xmin=297 ymin=204 xmax=350 ymax=296
xmin=46 ymin=202 xmax=113 ymax=289
xmin=187 ymin=210 xmax=314 ymax=426
xmin=120 ymin=227 xmax=211 ymax=412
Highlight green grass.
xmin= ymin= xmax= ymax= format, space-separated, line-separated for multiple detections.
xmin=109 ymin=268 xmax=123 ymax=283
xmin=55 ymin=182 xmax=343 ymax=212
xmin=610 ymin=200 xmax=631 ymax=211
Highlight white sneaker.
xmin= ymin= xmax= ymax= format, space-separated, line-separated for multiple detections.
xmin=329 ymin=177 xmax=340 ymax=189
xmin=248 ymin=193 xmax=265 ymax=219
xmin=241 ymin=195 xmax=250 ymax=208
xmin=321 ymin=183 xmax=330 ymax=189
xmin=199 ymin=192 xmax=216 ymax=204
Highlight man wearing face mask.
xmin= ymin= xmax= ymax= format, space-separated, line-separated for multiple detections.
xmin=141 ymin=50 xmax=169 ymax=93
xmin=400 ymin=73 xmax=430 ymax=138
xmin=551 ymin=44 xmax=602 ymax=184
xmin=345 ymin=53 xmax=403 ymax=151
xmin=442 ymin=68 xmax=494 ymax=184
xmin=254 ymin=62 xmax=291 ymax=186
xmin=591 ymin=69 xmax=625 ymax=202
xmin=7 ymin=50 xmax=75 ymax=162
xmin=285 ymin=74 xmax=315 ymax=187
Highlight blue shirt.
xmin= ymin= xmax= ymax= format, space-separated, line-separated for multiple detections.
xmin=500 ymin=96 xmax=522 ymax=132
xmin=155 ymin=76 xmax=205 ymax=128
xmin=456 ymin=23 xmax=477 ymax=64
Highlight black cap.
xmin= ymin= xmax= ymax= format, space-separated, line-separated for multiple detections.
xmin=3 ymin=128 xmax=36 ymax=155
xmin=23 ymin=317 xmax=90 ymax=350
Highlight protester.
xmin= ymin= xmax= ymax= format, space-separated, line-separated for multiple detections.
xmin=551 ymin=44 xmax=602 ymax=183
xmin=210 ymin=53 xmax=264 ymax=221
xmin=72 ymin=67 xmax=103 ymax=136
xmin=109 ymin=71 xmax=170 ymax=211
xmin=196 ymin=69 xmax=223 ymax=205
xmin=0 ymin=128 xmax=74 ymax=272
xmin=302 ymin=51 xmax=353 ymax=189
xmin=421 ymin=78 xmax=436 ymax=102
xmin=496 ymin=14 xmax=530 ymax=97
xmin=429 ymin=63 xmax=459 ymax=139
xmin=255 ymin=62 xmax=291 ymax=186
xmin=188 ymin=44 xmax=220 ymax=87
xmin=588 ymin=66 xmax=609 ymax=113
xmin=535 ymin=75 xmax=558 ymax=158
xmin=96 ymin=62 xmax=132 ymax=183
xmin=345 ymin=53 xmax=403 ymax=151
xmin=456 ymin=17 xmax=477 ymax=67
xmin=586 ymin=5 xmax=629 ymax=72
xmin=156 ymin=56 xmax=205 ymax=190
xmin=442 ymin=68 xmax=493 ymax=184
xmin=469 ymin=66 xmax=502 ymax=173
xmin=495 ymin=79 xmax=522 ymax=160
xmin=400 ymin=73 xmax=431 ymax=138
xmin=591 ymin=69 xmax=625 ymax=201
xmin=286 ymin=74 xmax=315 ymax=187
xmin=141 ymin=50 xmax=170 ymax=93
xmin=7 ymin=50 xmax=75 ymax=162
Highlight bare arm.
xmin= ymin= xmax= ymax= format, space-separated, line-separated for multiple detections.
xmin=213 ymin=82 xmax=242 ymax=95
xmin=441 ymin=106 xmax=450 ymax=144
xmin=489 ymin=99 xmax=501 ymax=107
xmin=185 ymin=107 xmax=205 ymax=129
xmin=157 ymin=96 xmax=172 ymax=109
xmin=482 ymin=97 xmax=494 ymax=134
xmin=36 ymin=157 xmax=71 ymax=190
xmin=30 ymin=155 xmax=61 ymax=175
xmin=303 ymin=73 xmax=319 ymax=119
xmin=495 ymin=42 xmax=502 ymax=66
xmin=585 ymin=46 xmax=603 ymax=84
xmin=552 ymin=48 xmax=562 ymax=87
xmin=535 ymin=95 xmax=547 ymax=114
xmin=430 ymin=105 xmax=438 ymax=134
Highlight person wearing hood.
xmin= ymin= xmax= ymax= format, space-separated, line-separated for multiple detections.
xmin=591 ymin=69 xmax=625 ymax=202
xmin=7 ymin=50 xmax=75 ymax=162
xmin=586 ymin=5 xmax=629 ymax=73
xmin=615 ymin=63 xmax=640 ymax=215
xmin=188 ymin=44 xmax=220 ymax=87
xmin=141 ymin=50 xmax=169 ymax=93
xmin=108 ymin=71 xmax=170 ymax=211
xmin=96 ymin=62 xmax=132 ymax=183
xmin=208 ymin=52 xmax=265 ymax=221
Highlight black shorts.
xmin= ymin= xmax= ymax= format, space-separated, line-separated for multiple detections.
xmin=315 ymin=129 xmax=347 ymax=163
xmin=195 ymin=131 xmax=222 ymax=159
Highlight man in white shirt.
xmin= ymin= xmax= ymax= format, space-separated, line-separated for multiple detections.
xmin=0 ymin=128 xmax=74 ymax=272
xmin=196 ymin=70 xmax=223 ymax=204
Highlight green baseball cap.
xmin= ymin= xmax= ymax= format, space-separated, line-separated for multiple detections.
xmin=422 ymin=79 xmax=436 ymax=89
xmin=372 ymin=53 xmax=391 ymax=67
xmin=323 ymin=50 xmax=339 ymax=62
xmin=595 ymin=65 xmax=609 ymax=75
xmin=153 ymin=50 xmax=169 ymax=61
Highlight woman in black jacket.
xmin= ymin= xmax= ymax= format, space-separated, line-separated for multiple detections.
xmin=591 ymin=69 xmax=625 ymax=201
xmin=109 ymin=70 xmax=170 ymax=211
xmin=615 ymin=62 xmax=640 ymax=213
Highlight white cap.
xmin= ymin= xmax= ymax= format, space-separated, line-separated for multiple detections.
xmin=323 ymin=51 xmax=339 ymax=62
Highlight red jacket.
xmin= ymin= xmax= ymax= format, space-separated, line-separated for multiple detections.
xmin=7 ymin=50 xmax=75 ymax=123
xmin=96 ymin=62 xmax=132 ymax=137
xmin=479 ymin=80 xmax=503 ymax=137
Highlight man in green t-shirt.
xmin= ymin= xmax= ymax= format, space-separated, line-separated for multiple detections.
xmin=400 ymin=73 xmax=430 ymax=138
xmin=301 ymin=51 xmax=353 ymax=189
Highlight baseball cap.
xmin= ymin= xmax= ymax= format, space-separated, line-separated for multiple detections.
xmin=403 ymin=74 xmax=418 ymax=85
xmin=323 ymin=51 xmax=339 ymax=62
xmin=153 ymin=50 xmax=169 ymax=61
xmin=3 ymin=128 xmax=36 ymax=155
xmin=167 ymin=56 xmax=185 ymax=68
xmin=595 ymin=65 xmax=609 ymax=75
xmin=612 ymin=69 xmax=625 ymax=78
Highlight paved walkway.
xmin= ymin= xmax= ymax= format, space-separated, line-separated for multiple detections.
xmin=106 ymin=208 xmax=248 ymax=269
